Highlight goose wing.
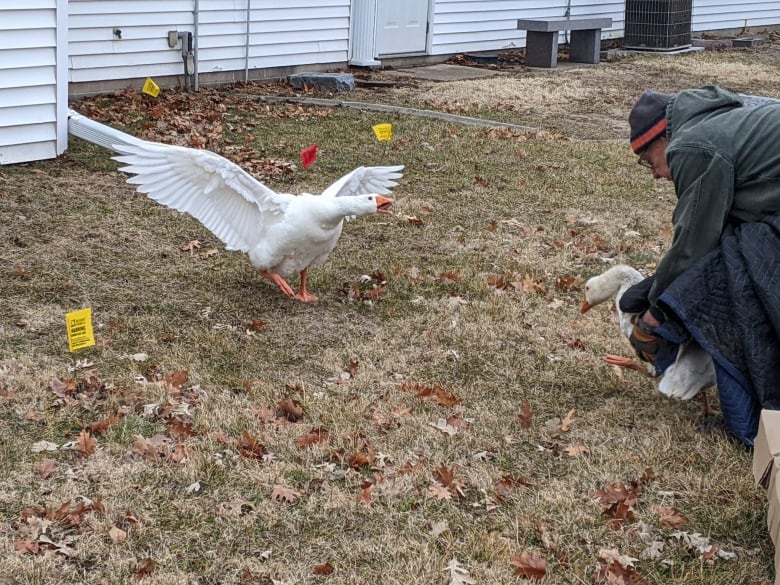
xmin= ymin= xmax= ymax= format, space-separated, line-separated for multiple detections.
xmin=113 ymin=140 xmax=291 ymax=253
xmin=322 ymin=165 xmax=404 ymax=198
xmin=658 ymin=341 xmax=717 ymax=400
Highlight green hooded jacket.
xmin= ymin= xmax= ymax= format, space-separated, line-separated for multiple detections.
xmin=650 ymin=86 xmax=780 ymax=310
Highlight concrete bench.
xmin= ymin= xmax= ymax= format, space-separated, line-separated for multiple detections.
xmin=517 ymin=18 xmax=612 ymax=68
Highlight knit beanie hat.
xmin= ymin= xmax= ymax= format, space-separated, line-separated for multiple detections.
xmin=629 ymin=90 xmax=673 ymax=153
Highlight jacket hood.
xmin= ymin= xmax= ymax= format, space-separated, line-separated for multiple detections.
xmin=667 ymin=85 xmax=743 ymax=136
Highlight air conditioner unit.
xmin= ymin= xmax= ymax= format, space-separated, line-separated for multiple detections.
xmin=624 ymin=0 xmax=692 ymax=51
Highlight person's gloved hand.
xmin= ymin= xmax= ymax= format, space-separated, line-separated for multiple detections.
xmin=629 ymin=312 xmax=661 ymax=363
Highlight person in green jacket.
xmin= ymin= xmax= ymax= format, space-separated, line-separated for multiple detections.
xmin=622 ymin=85 xmax=780 ymax=358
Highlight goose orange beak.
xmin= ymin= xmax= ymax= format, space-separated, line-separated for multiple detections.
xmin=376 ymin=195 xmax=394 ymax=214
xmin=580 ymin=299 xmax=591 ymax=313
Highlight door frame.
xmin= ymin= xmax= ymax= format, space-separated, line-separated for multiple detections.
xmin=349 ymin=0 xmax=431 ymax=66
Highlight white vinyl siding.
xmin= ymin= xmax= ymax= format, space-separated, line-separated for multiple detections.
xmin=0 ymin=1 xmax=66 ymax=165
xmin=693 ymin=1 xmax=780 ymax=32
xmin=429 ymin=0 xmax=625 ymax=55
xmin=68 ymin=0 xmax=350 ymax=83
xmin=428 ymin=1 xmax=780 ymax=56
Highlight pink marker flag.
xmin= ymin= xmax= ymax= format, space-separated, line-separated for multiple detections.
xmin=300 ymin=144 xmax=318 ymax=168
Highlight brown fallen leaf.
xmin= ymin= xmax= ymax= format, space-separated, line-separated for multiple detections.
xmin=603 ymin=500 xmax=637 ymax=529
xmin=590 ymin=483 xmax=640 ymax=506
xmin=13 ymin=538 xmax=40 ymax=554
xmin=134 ymin=558 xmax=157 ymax=581
xmin=271 ymin=484 xmax=301 ymax=504
xmin=75 ymin=429 xmax=96 ymax=456
xmin=563 ymin=444 xmax=589 ymax=458
xmin=87 ymin=413 xmax=123 ymax=436
xmin=518 ymin=400 xmax=533 ymax=429
xmin=535 ymin=520 xmax=559 ymax=553
xmin=596 ymin=548 xmax=649 ymax=584
xmin=348 ymin=445 xmax=376 ymax=468
xmin=296 ymin=426 xmax=329 ymax=448
xmin=236 ymin=431 xmax=265 ymax=460
xmin=560 ymin=408 xmax=576 ymax=432
xmin=357 ymin=482 xmax=374 ymax=506
xmin=495 ymin=474 xmax=531 ymax=500
xmin=167 ymin=420 xmax=197 ymax=441
xmin=35 ymin=459 xmax=57 ymax=479
xmin=313 ymin=563 xmax=334 ymax=575
xmin=109 ymin=525 xmax=127 ymax=543
xmin=277 ymin=397 xmax=304 ymax=422
xmin=427 ymin=483 xmax=453 ymax=501
xmin=166 ymin=370 xmax=189 ymax=390
xmin=180 ymin=240 xmax=201 ymax=253
xmin=509 ymin=551 xmax=547 ymax=580
xmin=652 ymin=504 xmax=689 ymax=529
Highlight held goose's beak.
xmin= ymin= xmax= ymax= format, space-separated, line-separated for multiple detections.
xmin=580 ymin=299 xmax=592 ymax=314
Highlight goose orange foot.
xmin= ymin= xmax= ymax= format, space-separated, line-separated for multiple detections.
xmin=293 ymin=269 xmax=319 ymax=302
xmin=259 ymin=270 xmax=295 ymax=298
xmin=603 ymin=354 xmax=653 ymax=377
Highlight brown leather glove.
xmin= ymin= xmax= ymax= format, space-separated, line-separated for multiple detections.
xmin=629 ymin=313 xmax=659 ymax=363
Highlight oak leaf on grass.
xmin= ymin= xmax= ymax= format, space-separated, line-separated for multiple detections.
xmin=271 ymin=484 xmax=301 ymax=504
xmin=296 ymin=426 xmax=329 ymax=448
xmin=75 ymin=430 xmax=96 ymax=456
xmin=652 ymin=504 xmax=689 ymax=529
xmin=357 ymin=482 xmax=374 ymax=506
xmin=277 ymin=397 xmax=304 ymax=422
xmin=509 ymin=551 xmax=547 ymax=580
xmin=236 ymin=431 xmax=265 ymax=460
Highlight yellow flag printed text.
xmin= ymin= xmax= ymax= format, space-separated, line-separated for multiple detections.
xmin=142 ymin=77 xmax=160 ymax=97
xmin=372 ymin=123 xmax=393 ymax=142
xmin=66 ymin=308 xmax=95 ymax=352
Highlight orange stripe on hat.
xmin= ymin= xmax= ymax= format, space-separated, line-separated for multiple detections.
xmin=631 ymin=118 xmax=667 ymax=153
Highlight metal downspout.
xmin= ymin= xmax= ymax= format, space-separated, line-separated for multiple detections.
xmin=194 ymin=0 xmax=199 ymax=90
xmin=244 ymin=0 xmax=251 ymax=83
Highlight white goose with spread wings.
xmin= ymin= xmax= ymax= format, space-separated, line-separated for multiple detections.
xmin=581 ymin=264 xmax=716 ymax=401
xmin=113 ymin=139 xmax=403 ymax=301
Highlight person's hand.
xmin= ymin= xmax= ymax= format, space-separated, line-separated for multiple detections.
xmin=641 ymin=309 xmax=662 ymax=328
xmin=629 ymin=312 xmax=660 ymax=363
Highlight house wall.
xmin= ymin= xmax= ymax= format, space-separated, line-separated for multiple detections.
xmin=68 ymin=0 xmax=350 ymax=90
xmin=692 ymin=1 xmax=780 ymax=32
xmin=67 ymin=0 xmax=780 ymax=94
xmin=429 ymin=0 xmax=625 ymax=56
xmin=0 ymin=0 xmax=67 ymax=165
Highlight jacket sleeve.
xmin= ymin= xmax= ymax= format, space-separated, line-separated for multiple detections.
xmin=649 ymin=146 xmax=734 ymax=308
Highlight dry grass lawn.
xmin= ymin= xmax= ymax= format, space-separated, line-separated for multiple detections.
xmin=1 ymin=46 xmax=779 ymax=584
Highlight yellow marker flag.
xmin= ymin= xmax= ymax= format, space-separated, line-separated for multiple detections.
xmin=142 ymin=77 xmax=160 ymax=97
xmin=372 ymin=123 xmax=393 ymax=142
xmin=66 ymin=308 xmax=95 ymax=352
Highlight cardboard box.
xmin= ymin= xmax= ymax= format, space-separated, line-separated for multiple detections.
xmin=752 ymin=409 xmax=780 ymax=584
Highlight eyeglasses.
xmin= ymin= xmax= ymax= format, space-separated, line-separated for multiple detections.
xmin=637 ymin=156 xmax=653 ymax=169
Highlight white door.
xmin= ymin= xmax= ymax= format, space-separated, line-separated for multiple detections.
xmin=375 ymin=0 xmax=428 ymax=56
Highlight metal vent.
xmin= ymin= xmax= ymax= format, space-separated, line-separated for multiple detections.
xmin=624 ymin=0 xmax=692 ymax=50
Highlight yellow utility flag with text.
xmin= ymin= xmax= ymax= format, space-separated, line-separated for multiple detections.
xmin=372 ymin=123 xmax=393 ymax=142
xmin=66 ymin=308 xmax=95 ymax=352
xmin=142 ymin=77 xmax=160 ymax=97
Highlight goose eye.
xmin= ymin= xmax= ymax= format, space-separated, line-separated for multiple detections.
xmin=368 ymin=195 xmax=374 ymax=201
